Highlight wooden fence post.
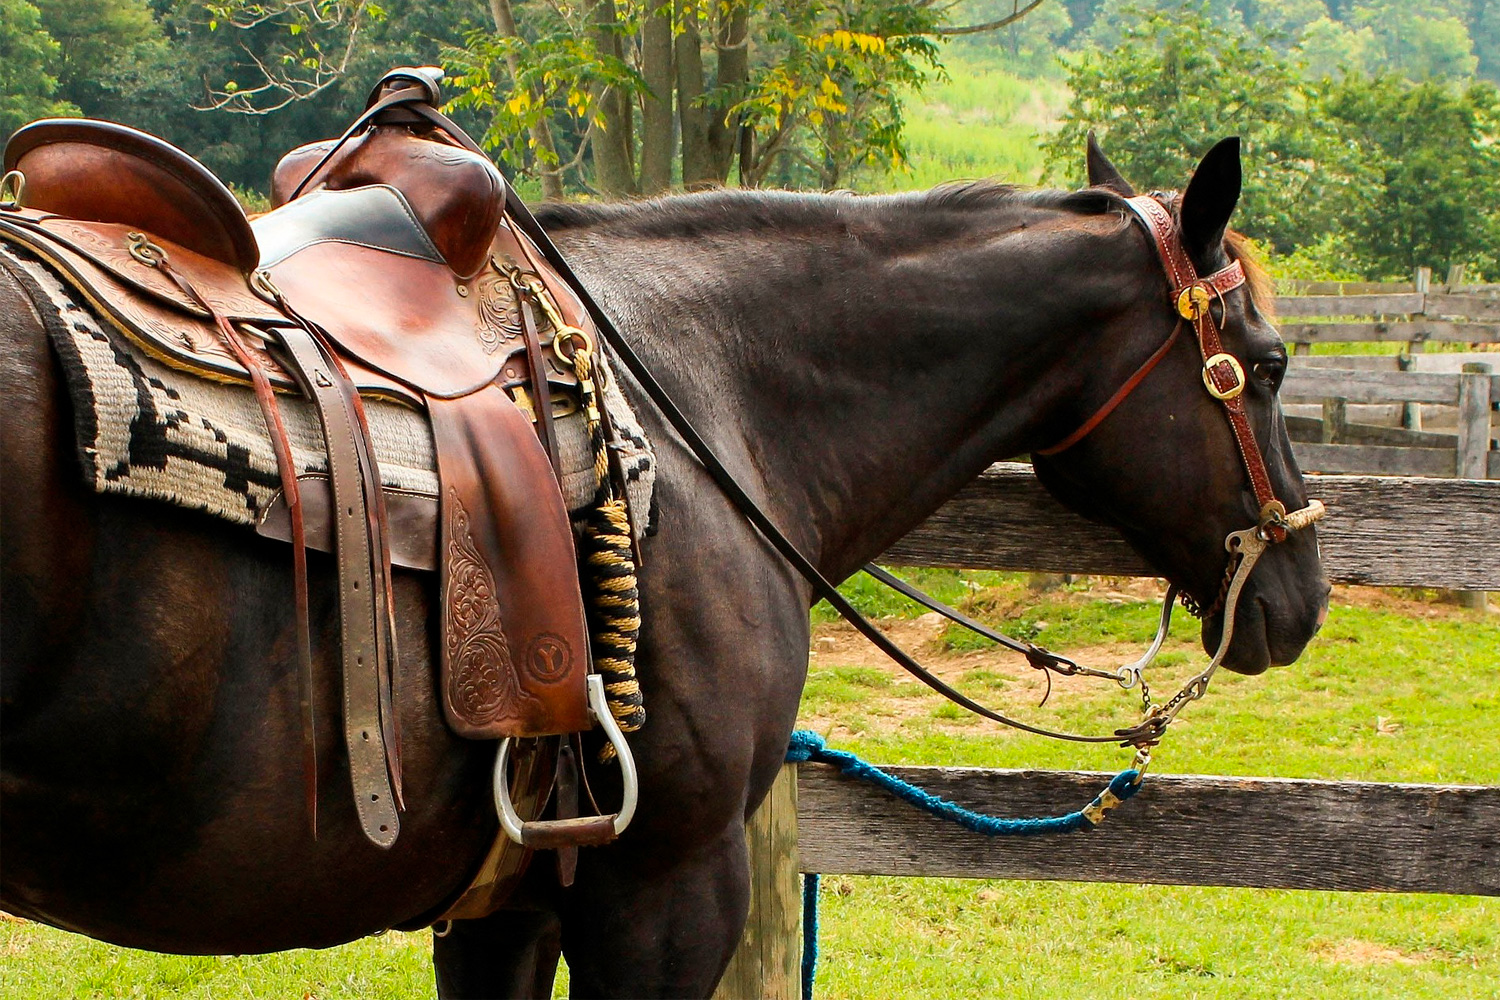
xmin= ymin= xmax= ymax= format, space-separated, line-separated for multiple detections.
xmin=1403 ymin=267 xmax=1432 ymax=430
xmin=1457 ymin=361 xmax=1494 ymax=612
xmin=714 ymin=763 xmax=801 ymax=1000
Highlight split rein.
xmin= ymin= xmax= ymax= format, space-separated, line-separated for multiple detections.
xmin=503 ymin=189 xmax=1325 ymax=764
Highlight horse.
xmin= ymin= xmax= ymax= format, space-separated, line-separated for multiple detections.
xmin=0 ymin=137 xmax=1328 ymax=997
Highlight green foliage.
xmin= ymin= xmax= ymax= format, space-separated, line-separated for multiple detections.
xmin=1046 ymin=2 xmax=1500 ymax=277
xmin=1349 ymin=0 xmax=1478 ymax=81
xmin=446 ymin=9 xmax=642 ymax=176
xmin=733 ymin=3 xmax=944 ymax=189
xmin=1319 ymin=74 xmax=1500 ymax=276
xmin=0 ymin=0 xmax=78 ymax=135
xmin=1045 ymin=3 xmax=1346 ymax=252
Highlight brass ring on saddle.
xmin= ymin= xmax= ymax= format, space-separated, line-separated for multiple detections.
xmin=553 ymin=325 xmax=593 ymax=362
xmin=1201 ymin=352 xmax=1244 ymax=400
xmin=126 ymin=231 xmax=167 ymax=268
xmin=0 ymin=170 xmax=25 ymax=210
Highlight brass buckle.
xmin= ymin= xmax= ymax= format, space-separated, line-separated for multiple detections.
xmin=1201 ymin=353 xmax=1244 ymax=400
xmin=553 ymin=325 xmax=594 ymax=362
xmin=0 ymin=170 xmax=24 ymax=210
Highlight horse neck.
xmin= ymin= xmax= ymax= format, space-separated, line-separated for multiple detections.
xmin=550 ymin=190 xmax=1141 ymax=580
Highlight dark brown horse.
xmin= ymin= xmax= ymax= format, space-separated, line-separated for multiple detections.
xmin=0 ymin=139 xmax=1327 ymax=997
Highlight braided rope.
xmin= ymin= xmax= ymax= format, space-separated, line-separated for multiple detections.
xmin=568 ymin=339 xmax=645 ymax=757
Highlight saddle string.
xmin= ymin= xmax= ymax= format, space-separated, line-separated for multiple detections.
xmin=143 ymin=240 xmax=323 ymax=834
xmin=260 ymin=283 xmax=406 ymax=809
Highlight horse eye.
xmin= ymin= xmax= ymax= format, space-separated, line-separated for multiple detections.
xmin=1252 ymin=358 xmax=1286 ymax=390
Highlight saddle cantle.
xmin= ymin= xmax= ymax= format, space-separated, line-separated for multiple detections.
xmin=3 ymin=118 xmax=259 ymax=274
xmin=0 ymin=67 xmax=635 ymax=861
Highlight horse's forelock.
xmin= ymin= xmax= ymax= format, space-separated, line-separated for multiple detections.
xmin=1224 ymin=230 xmax=1276 ymax=322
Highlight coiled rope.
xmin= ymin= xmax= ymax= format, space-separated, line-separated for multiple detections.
xmin=568 ymin=340 xmax=645 ymax=753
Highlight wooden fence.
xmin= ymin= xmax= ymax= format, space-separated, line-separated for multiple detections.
xmin=1272 ymin=267 xmax=1499 ymax=485
xmin=714 ymin=463 xmax=1500 ymax=998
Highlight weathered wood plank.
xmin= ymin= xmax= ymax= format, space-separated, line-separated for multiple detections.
xmin=716 ymin=764 xmax=801 ymax=1000
xmin=1291 ymin=442 xmax=1455 ymax=478
xmin=796 ymin=765 xmax=1500 ymax=896
xmin=1426 ymin=293 xmax=1500 ymax=321
xmin=1282 ymin=368 xmax=1463 ymax=405
xmin=881 ymin=464 xmax=1500 ymax=589
xmin=1458 ymin=364 xmax=1496 ymax=481
xmin=1276 ymin=293 xmax=1426 ymax=317
xmin=1277 ymin=280 xmax=1415 ymax=295
xmin=1280 ymin=322 xmax=1500 ymax=344
xmin=1286 ymin=415 xmax=1457 ymax=450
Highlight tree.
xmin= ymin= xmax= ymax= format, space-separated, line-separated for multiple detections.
xmin=1046 ymin=3 xmax=1347 ymax=252
xmin=0 ymin=0 xmax=78 ymax=135
xmin=1348 ymin=0 xmax=1478 ymax=81
xmin=1320 ymin=75 xmax=1500 ymax=276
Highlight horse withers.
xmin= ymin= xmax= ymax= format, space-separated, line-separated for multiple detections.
xmin=0 ymin=136 xmax=1328 ymax=997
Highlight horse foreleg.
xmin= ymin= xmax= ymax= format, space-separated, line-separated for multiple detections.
xmin=433 ymin=908 xmax=564 ymax=1000
xmin=559 ymin=823 xmax=749 ymax=999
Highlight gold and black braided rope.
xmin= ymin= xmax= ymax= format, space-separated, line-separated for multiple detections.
xmin=567 ymin=333 xmax=645 ymax=755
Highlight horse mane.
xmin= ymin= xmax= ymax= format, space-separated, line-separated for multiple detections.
xmin=532 ymin=179 xmax=1126 ymax=240
xmin=536 ymin=180 xmax=1273 ymax=316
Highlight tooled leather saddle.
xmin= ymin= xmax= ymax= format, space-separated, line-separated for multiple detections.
xmin=0 ymin=67 xmax=629 ymax=856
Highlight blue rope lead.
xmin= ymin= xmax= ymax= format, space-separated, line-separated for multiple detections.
xmin=787 ymin=729 xmax=1144 ymax=999
xmin=800 ymin=873 xmax=818 ymax=1000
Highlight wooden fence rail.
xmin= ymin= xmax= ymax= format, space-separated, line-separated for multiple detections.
xmin=715 ymin=460 xmax=1500 ymax=998
xmin=884 ymin=463 xmax=1500 ymax=590
xmin=1280 ymin=362 xmax=1498 ymax=480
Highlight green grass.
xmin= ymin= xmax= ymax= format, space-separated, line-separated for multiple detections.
xmin=3 ymin=588 xmax=1495 ymax=997
xmin=881 ymin=54 xmax=1069 ymax=191
xmin=796 ymin=590 xmax=1500 ymax=1000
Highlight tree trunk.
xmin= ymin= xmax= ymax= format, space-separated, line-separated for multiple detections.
xmin=586 ymin=0 xmax=638 ymax=197
xmin=488 ymin=0 xmax=565 ymax=200
xmin=639 ymin=9 xmax=674 ymax=194
xmin=708 ymin=0 xmax=750 ymax=183
xmin=675 ymin=0 xmax=714 ymax=189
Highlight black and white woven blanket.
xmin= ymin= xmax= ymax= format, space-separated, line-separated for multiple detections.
xmin=1 ymin=243 xmax=655 ymax=535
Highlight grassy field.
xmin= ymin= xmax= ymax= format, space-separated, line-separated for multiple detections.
xmin=882 ymin=55 xmax=1068 ymax=191
xmin=3 ymin=572 xmax=1495 ymax=998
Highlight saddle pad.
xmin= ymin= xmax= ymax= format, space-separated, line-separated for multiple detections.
xmin=3 ymin=244 xmax=655 ymax=538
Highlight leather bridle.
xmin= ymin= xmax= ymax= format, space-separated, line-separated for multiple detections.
xmin=1038 ymin=196 xmax=1293 ymax=539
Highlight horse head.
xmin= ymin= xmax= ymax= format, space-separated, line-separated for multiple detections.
xmin=1031 ymin=135 xmax=1329 ymax=674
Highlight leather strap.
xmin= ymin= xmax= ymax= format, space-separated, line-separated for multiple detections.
xmin=1122 ymin=196 xmax=1285 ymax=541
xmin=142 ymin=251 xmax=324 ymax=835
xmin=518 ymin=294 xmax=562 ymax=479
xmin=427 ymin=387 xmax=592 ymax=739
xmin=278 ymin=323 xmax=402 ymax=847
xmin=1035 ymin=319 xmax=1185 ymax=457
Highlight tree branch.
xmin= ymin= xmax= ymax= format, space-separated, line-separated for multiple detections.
xmin=932 ymin=0 xmax=1048 ymax=35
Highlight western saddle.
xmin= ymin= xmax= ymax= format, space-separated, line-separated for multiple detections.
xmin=0 ymin=68 xmax=639 ymax=867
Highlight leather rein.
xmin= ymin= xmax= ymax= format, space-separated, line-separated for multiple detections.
xmin=496 ymin=167 xmax=1325 ymax=754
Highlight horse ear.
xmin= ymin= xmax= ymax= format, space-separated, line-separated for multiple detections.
xmin=1085 ymin=131 xmax=1135 ymax=196
xmin=1180 ymin=137 xmax=1242 ymax=264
